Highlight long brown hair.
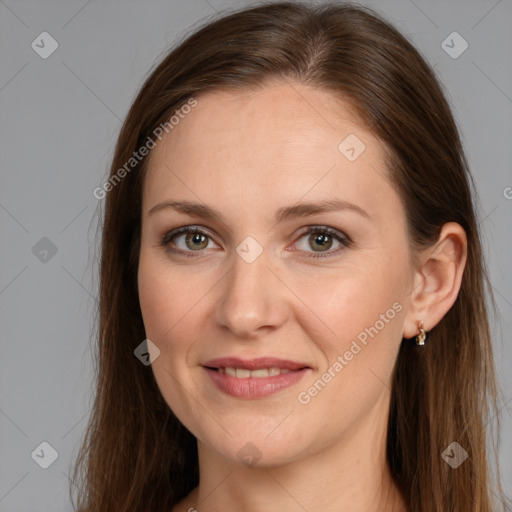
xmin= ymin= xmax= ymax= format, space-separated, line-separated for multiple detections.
xmin=70 ymin=2 xmax=511 ymax=510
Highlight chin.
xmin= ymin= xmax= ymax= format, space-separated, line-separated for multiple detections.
xmin=197 ymin=426 xmax=311 ymax=469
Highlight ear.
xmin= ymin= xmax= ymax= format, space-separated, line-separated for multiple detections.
xmin=402 ymin=222 xmax=468 ymax=339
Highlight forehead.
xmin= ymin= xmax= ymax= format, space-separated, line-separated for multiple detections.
xmin=143 ymin=81 xmax=401 ymax=226
xmin=149 ymin=81 xmax=371 ymax=166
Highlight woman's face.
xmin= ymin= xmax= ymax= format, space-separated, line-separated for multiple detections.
xmin=138 ymin=81 xmax=415 ymax=467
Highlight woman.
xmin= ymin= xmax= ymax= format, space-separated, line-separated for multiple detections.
xmin=72 ymin=2 xmax=511 ymax=511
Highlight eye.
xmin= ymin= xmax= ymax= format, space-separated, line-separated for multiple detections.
xmin=161 ymin=226 xmax=218 ymax=257
xmin=292 ymin=226 xmax=351 ymax=259
xmin=160 ymin=225 xmax=351 ymax=259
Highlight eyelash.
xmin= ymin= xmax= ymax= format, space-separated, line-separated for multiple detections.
xmin=160 ymin=225 xmax=352 ymax=259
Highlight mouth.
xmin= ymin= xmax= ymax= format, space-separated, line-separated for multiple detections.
xmin=202 ymin=357 xmax=312 ymax=399
xmin=203 ymin=356 xmax=310 ymax=373
xmin=211 ymin=366 xmax=297 ymax=378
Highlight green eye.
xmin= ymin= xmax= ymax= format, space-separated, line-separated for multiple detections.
xmin=161 ymin=225 xmax=351 ymax=259
xmin=162 ymin=226 xmax=215 ymax=255
xmin=294 ymin=226 xmax=351 ymax=259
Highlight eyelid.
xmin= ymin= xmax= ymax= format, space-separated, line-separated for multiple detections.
xmin=161 ymin=225 xmax=219 ymax=251
xmin=161 ymin=224 xmax=351 ymax=259
xmin=291 ymin=225 xmax=351 ymax=258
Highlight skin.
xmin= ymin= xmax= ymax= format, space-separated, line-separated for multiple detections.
xmin=137 ymin=81 xmax=467 ymax=512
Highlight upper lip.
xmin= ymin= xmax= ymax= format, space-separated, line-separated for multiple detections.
xmin=203 ymin=357 xmax=310 ymax=371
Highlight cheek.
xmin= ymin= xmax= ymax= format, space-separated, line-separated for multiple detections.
xmin=137 ymin=253 xmax=199 ymax=343
xmin=290 ymin=259 xmax=404 ymax=351
xmin=137 ymin=254 xmax=203 ymax=416
xmin=293 ymin=257 xmax=406 ymax=402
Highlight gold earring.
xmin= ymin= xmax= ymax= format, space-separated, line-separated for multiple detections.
xmin=416 ymin=320 xmax=426 ymax=346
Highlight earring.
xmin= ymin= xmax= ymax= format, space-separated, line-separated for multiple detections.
xmin=415 ymin=320 xmax=427 ymax=346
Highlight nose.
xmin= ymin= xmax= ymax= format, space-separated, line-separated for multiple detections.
xmin=213 ymin=246 xmax=290 ymax=339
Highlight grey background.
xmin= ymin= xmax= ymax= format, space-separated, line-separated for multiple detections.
xmin=0 ymin=0 xmax=511 ymax=510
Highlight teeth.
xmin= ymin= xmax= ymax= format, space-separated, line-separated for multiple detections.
xmin=220 ymin=367 xmax=293 ymax=378
xmin=225 ymin=367 xmax=237 ymax=377
xmin=250 ymin=368 xmax=270 ymax=378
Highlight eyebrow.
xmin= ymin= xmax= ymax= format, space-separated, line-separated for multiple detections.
xmin=148 ymin=199 xmax=371 ymax=224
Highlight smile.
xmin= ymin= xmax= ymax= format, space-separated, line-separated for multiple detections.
xmin=216 ymin=367 xmax=292 ymax=377
xmin=202 ymin=357 xmax=311 ymax=399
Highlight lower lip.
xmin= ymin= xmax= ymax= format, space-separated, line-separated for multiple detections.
xmin=203 ymin=367 xmax=309 ymax=399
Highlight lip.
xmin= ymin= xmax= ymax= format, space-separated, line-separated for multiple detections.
xmin=203 ymin=357 xmax=310 ymax=371
xmin=202 ymin=357 xmax=311 ymax=399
